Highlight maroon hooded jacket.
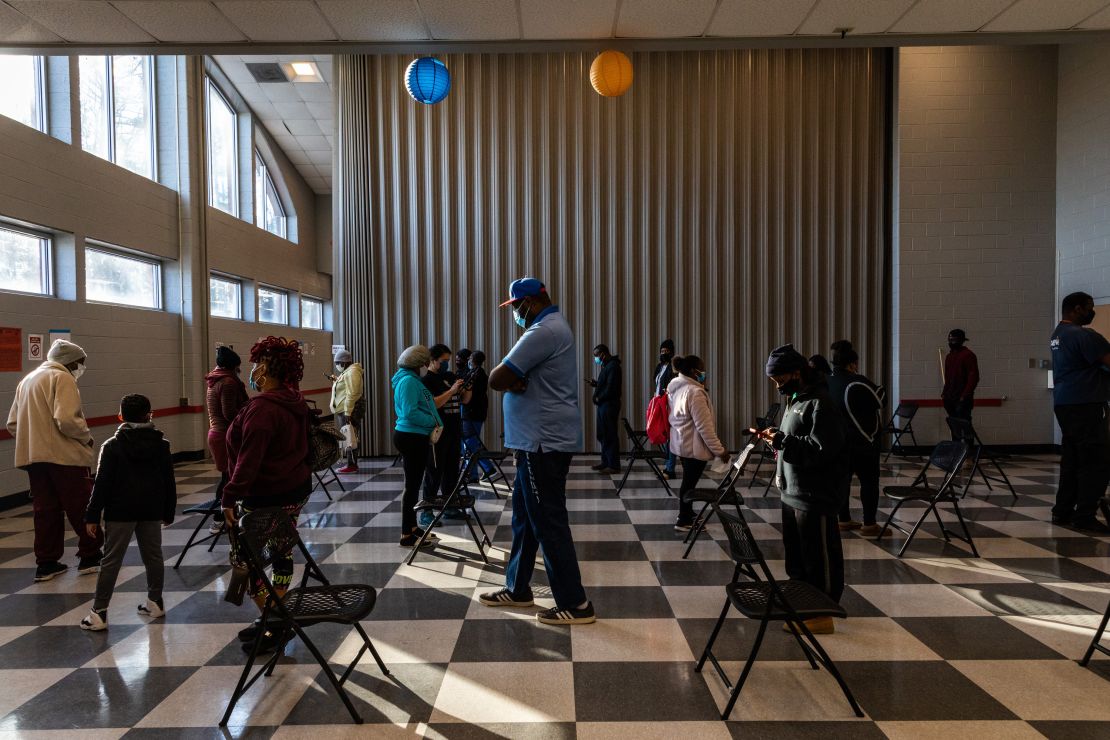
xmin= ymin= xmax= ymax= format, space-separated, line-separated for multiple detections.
xmin=222 ymin=385 xmax=311 ymax=508
xmin=205 ymin=367 xmax=248 ymax=472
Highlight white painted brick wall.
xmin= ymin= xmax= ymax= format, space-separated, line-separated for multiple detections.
xmin=898 ymin=46 xmax=1058 ymax=446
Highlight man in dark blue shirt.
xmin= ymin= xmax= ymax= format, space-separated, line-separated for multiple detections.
xmin=1050 ymin=291 xmax=1110 ymax=532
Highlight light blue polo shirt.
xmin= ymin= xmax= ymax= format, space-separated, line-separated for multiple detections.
xmin=502 ymin=305 xmax=582 ymax=452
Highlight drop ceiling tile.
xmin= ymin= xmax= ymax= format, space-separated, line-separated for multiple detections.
xmin=284 ymin=119 xmax=323 ymax=136
xmin=0 ymin=4 xmax=64 ymax=42
xmin=306 ymin=149 xmax=333 ymax=166
xmin=272 ymin=101 xmax=315 ymax=120
xmin=616 ymin=0 xmax=718 ymax=38
xmin=420 ymin=0 xmax=519 ymax=40
xmin=520 ymin=0 xmax=617 ymax=39
xmin=1080 ymin=4 xmax=1110 ymax=28
xmin=305 ymin=101 xmax=333 ymax=119
xmin=285 ymin=149 xmax=314 ymax=165
xmin=315 ymin=0 xmax=429 ymax=41
xmin=249 ymin=101 xmax=281 ymax=121
xmin=270 ymin=131 xmax=301 ymax=149
xmin=984 ymin=0 xmax=1108 ymax=31
xmin=708 ymin=0 xmax=816 ymax=36
xmin=316 ymin=120 xmax=335 ymax=136
xmin=113 ymin=0 xmax=246 ymax=42
xmin=797 ymin=0 xmax=915 ymax=35
xmin=324 ymin=135 xmax=334 ymax=147
xmin=890 ymin=0 xmax=1014 ymax=34
xmin=213 ymin=0 xmax=337 ymax=42
xmin=299 ymin=135 xmax=331 ymax=151
xmin=7 ymin=0 xmax=156 ymax=43
xmin=293 ymin=82 xmax=333 ymax=103
xmin=262 ymin=84 xmax=305 ymax=104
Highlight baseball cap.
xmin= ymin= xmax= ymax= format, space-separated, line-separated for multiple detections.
xmin=499 ymin=278 xmax=546 ymax=307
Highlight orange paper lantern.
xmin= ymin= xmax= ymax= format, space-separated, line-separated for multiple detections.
xmin=590 ymin=50 xmax=633 ymax=97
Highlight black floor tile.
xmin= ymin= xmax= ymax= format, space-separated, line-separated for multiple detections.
xmin=895 ymin=616 xmax=1065 ymax=660
xmin=573 ymin=661 xmax=721 ymax=721
xmin=451 ymin=618 xmax=571 ymax=662
xmin=836 ymin=661 xmax=1018 ymax=721
xmin=586 ymin=586 xmax=675 ymax=619
xmin=946 ymin=583 xmax=1097 ymax=617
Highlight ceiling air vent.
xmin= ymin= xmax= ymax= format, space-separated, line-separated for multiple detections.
xmin=246 ymin=63 xmax=289 ymax=83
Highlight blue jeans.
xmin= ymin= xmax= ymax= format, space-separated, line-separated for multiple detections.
xmin=662 ymin=442 xmax=677 ymax=474
xmin=460 ymin=419 xmax=495 ymax=476
xmin=504 ymin=449 xmax=587 ymax=609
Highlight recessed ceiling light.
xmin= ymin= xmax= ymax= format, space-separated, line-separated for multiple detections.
xmin=291 ymin=61 xmax=316 ymax=76
xmin=282 ymin=61 xmax=323 ymax=83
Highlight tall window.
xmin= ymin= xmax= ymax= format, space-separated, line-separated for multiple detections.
xmin=0 ymin=55 xmax=44 ymax=131
xmin=207 ymin=79 xmax=238 ymax=216
xmin=0 ymin=224 xmax=51 ymax=295
xmin=79 ymin=56 xmax=155 ymax=179
xmin=210 ymin=274 xmax=242 ymax=319
xmin=254 ymin=153 xmax=287 ymax=238
xmin=301 ymin=296 xmax=323 ymax=330
xmin=85 ymin=246 xmax=161 ymax=309
xmin=257 ymin=286 xmax=288 ymax=325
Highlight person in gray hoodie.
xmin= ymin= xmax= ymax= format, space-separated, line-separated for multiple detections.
xmin=759 ymin=344 xmax=847 ymax=634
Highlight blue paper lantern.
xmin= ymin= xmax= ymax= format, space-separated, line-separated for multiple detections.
xmin=405 ymin=57 xmax=451 ymax=105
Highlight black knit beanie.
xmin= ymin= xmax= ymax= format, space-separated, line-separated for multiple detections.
xmin=216 ymin=345 xmax=241 ymax=369
xmin=765 ymin=344 xmax=807 ymax=376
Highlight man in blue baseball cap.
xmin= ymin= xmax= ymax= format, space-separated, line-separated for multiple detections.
xmin=481 ymin=277 xmax=595 ymax=625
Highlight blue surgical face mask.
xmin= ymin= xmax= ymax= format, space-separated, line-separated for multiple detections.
xmin=594 ymin=356 xmax=602 ymax=366
xmin=697 ymin=371 xmax=706 ymax=383
xmin=514 ymin=301 xmax=531 ymax=329
xmin=437 ymin=360 xmax=449 ymax=374
xmin=249 ymin=365 xmax=263 ymax=392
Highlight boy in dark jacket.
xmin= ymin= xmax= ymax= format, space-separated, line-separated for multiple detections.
xmin=80 ymin=394 xmax=176 ymax=631
xmin=588 ymin=344 xmax=622 ymax=474
xmin=760 ymin=345 xmax=847 ymax=634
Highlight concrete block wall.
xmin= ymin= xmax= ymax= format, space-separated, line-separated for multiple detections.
xmin=898 ymin=45 xmax=1058 ymax=446
xmin=1057 ymin=43 xmax=1110 ymax=305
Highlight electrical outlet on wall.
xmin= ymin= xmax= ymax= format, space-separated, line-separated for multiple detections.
xmin=1040 ymin=359 xmax=1051 ymax=369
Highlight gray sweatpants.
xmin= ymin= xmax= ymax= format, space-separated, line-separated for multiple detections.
xmin=93 ymin=520 xmax=164 ymax=611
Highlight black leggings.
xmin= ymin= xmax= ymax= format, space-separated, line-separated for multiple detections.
xmin=678 ymin=457 xmax=709 ymax=523
xmin=838 ymin=443 xmax=881 ymax=525
xmin=393 ymin=430 xmax=430 ymax=534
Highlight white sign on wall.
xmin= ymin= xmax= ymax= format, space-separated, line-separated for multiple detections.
xmin=27 ymin=334 xmax=43 ymax=361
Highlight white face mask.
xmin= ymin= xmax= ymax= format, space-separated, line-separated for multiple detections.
xmin=71 ymin=364 xmax=86 ymax=381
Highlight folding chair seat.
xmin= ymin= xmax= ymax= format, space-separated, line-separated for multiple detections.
xmin=173 ymin=497 xmax=226 ymax=569
xmin=681 ymin=443 xmax=757 ymax=559
xmin=223 ymin=507 xmax=389 ymax=726
xmin=878 ymin=440 xmax=979 ymax=557
xmin=407 ymin=448 xmax=491 ymax=565
xmin=695 ymin=504 xmax=862 ymax=721
xmin=614 ymin=418 xmax=674 ymax=497
xmin=883 ymin=402 xmax=920 ymax=461
xmin=945 ymin=416 xmax=1017 ymax=502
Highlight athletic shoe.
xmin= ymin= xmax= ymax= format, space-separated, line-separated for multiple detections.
xmin=399 ymin=529 xmax=440 ymax=548
xmin=537 ymin=601 xmax=596 ymax=625
xmin=1051 ymin=516 xmax=1073 ymax=526
xmin=414 ymin=497 xmax=446 ymax=511
xmin=590 ymin=463 xmax=606 ymax=471
xmin=80 ymin=608 xmax=108 ymax=631
xmin=478 ymin=588 xmax=535 ymax=608
xmin=598 ymin=467 xmax=621 ymax=475
xmin=34 ymin=561 xmax=68 ymax=582
xmin=859 ymin=523 xmax=884 ymax=537
xmin=662 ymin=470 xmax=676 ymax=480
xmin=78 ymin=555 xmax=102 ymax=575
xmin=783 ymin=616 xmax=834 ymax=635
xmin=838 ymin=520 xmax=862 ymax=531
xmin=674 ymin=517 xmax=704 ymax=533
xmin=337 ymin=465 xmax=359 ymax=474
xmin=1073 ymin=518 xmax=1110 ymax=535
xmin=138 ymin=598 xmax=165 ymax=619
xmin=209 ymin=520 xmax=224 ymax=535
xmin=243 ymin=626 xmax=291 ymax=654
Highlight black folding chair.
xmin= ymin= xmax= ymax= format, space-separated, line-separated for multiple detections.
xmin=475 ymin=441 xmax=512 ymax=499
xmin=614 ymin=418 xmax=674 ymax=497
xmin=311 ymin=465 xmax=344 ymax=501
xmin=1080 ymin=593 xmax=1110 ymax=669
xmin=877 ymin=440 xmax=979 ymax=557
xmin=173 ymin=497 xmax=227 ymax=569
xmin=681 ymin=443 xmax=756 ymax=559
xmin=746 ymin=403 xmax=781 ymax=496
xmin=945 ymin=416 xmax=1017 ymax=502
xmin=695 ymin=504 xmax=863 ymax=721
xmin=222 ymin=507 xmax=389 ymax=726
xmin=407 ymin=448 xmax=492 ymax=565
xmin=883 ymin=402 xmax=920 ymax=461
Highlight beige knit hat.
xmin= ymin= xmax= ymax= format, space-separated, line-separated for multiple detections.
xmin=47 ymin=339 xmax=86 ymax=366
xmin=397 ymin=344 xmax=431 ymax=369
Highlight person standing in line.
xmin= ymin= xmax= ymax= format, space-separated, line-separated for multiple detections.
xmin=1050 ymin=292 xmax=1110 ymax=533
xmin=7 ymin=339 xmax=103 ymax=582
xmin=460 ymin=350 xmax=495 ymax=482
xmin=205 ymin=346 xmax=248 ymax=520
xmin=480 ymin=277 xmax=594 ymax=625
xmin=942 ymin=329 xmax=979 ymax=431
xmin=80 ymin=394 xmax=176 ymax=631
xmin=329 ymin=349 xmax=365 ymax=474
xmin=667 ymin=354 xmax=729 ymax=532
xmin=454 ymin=348 xmax=472 ymax=377
xmin=588 ymin=344 xmax=622 ymax=475
xmin=827 ymin=340 xmax=886 ymax=537
xmin=418 ymin=344 xmax=470 ymax=525
xmin=654 ymin=339 xmax=678 ymax=478
xmin=391 ymin=345 xmax=442 ymax=548
xmin=758 ymin=344 xmax=847 ymax=635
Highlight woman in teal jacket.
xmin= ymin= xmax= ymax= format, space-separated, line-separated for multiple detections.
xmin=392 ymin=344 xmax=443 ymax=547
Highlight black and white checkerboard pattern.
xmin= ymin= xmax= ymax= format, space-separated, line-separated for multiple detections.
xmin=0 ymin=453 xmax=1107 ymax=738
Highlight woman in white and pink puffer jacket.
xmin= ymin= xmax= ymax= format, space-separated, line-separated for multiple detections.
xmin=667 ymin=354 xmax=729 ymax=532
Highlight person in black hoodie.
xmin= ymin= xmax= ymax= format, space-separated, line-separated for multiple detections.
xmin=80 ymin=394 xmax=176 ymax=631
xmin=828 ymin=340 xmax=887 ymax=536
xmin=588 ymin=344 xmax=622 ymax=474
xmin=759 ymin=345 xmax=847 ymax=634
xmin=654 ymin=339 xmax=678 ymax=477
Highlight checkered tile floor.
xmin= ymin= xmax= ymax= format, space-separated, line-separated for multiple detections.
xmin=0 ymin=453 xmax=1107 ymax=738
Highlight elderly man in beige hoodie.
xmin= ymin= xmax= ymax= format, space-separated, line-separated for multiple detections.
xmin=7 ymin=339 xmax=103 ymax=582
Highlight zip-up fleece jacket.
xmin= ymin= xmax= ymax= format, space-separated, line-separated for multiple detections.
xmin=6 ymin=361 xmax=95 ymax=469
xmin=392 ymin=367 xmax=442 ymax=435
xmin=771 ymin=386 xmax=847 ymax=515
xmin=86 ymin=423 xmax=176 ymax=523
xmin=667 ymin=374 xmax=727 ymax=461
xmin=223 ymin=386 xmax=311 ymax=508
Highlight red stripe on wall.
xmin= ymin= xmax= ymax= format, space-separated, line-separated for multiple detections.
xmin=902 ymin=398 xmax=1005 ymax=408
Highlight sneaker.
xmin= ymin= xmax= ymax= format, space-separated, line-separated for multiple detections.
xmin=337 ymin=464 xmax=359 ymax=474
xmin=137 ymin=598 xmax=165 ymax=619
xmin=80 ymin=608 xmax=108 ymax=631
xmin=674 ymin=517 xmax=703 ymax=533
xmin=662 ymin=470 xmax=675 ymax=480
xmin=209 ymin=520 xmax=224 ymax=535
xmin=838 ymin=520 xmax=862 ymax=531
xmin=34 ymin=561 xmax=68 ymax=582
xmin=598 ymin=467 xmax=621 ymax=475
xmin=1051 ymin=516 xmax=1073 ymax=526
xmin=78 ymin=554 xmax=102 ymax=575
xmin=1073 ymin=518 xmax=1110 ymax=535
xmin=859 ymin=523 xmax=884 ymax=537
xmin=479 ymin=588 xmax=535 ymax=608
xmin=414 ymin=497 xmax=446 ymax=511
xmin=242 ymin=626 xmax=291 ymax=655
xmin=537 ymin=601 xmax=596 ymax=625
xmin=590 ymin=463 xmax=606 ymax=471
xmin=399 ymin=529 xmax=440 ymax=548
xmin=783 ymin=616 xmax=835 ymax=635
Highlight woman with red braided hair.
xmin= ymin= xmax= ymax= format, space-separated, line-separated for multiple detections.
xmin=221 ymin=336 xmax=312 ymax=653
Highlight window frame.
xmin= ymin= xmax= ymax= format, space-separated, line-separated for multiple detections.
xmin=254 ymin=151 xmax=288 ymax=239
xmin=79 ymin=55 xmax=157 ymax=178
xmin=301 ymin=295 xmax=324 ymax=330
xmin=206 ymin=78 xmax=239 ymax=217
xmin=84 ymin=242 xmax=163 ymax=310
xmin=209 ymin=272 xmax=243 ymax=320
xmin=0 ymin=221 xmax=53 ymax=297
xmin=257 ymin=284 xmax=289 ymax=326
xmin=0 ymin=55 xmax=46 ymax=132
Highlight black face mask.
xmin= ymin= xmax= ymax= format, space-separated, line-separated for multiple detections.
xmin=777 ymin=379 xmax=801 ymax=396
xmin=659 ymin=352 xmax=672 ymax=364
xmin=437 ymin=360 xmax=449 ymax=374
xmin=1078 ymin=309 xmax=1096 ymax=326
xmin=948 ymin=341 xmax=961 ymax=350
